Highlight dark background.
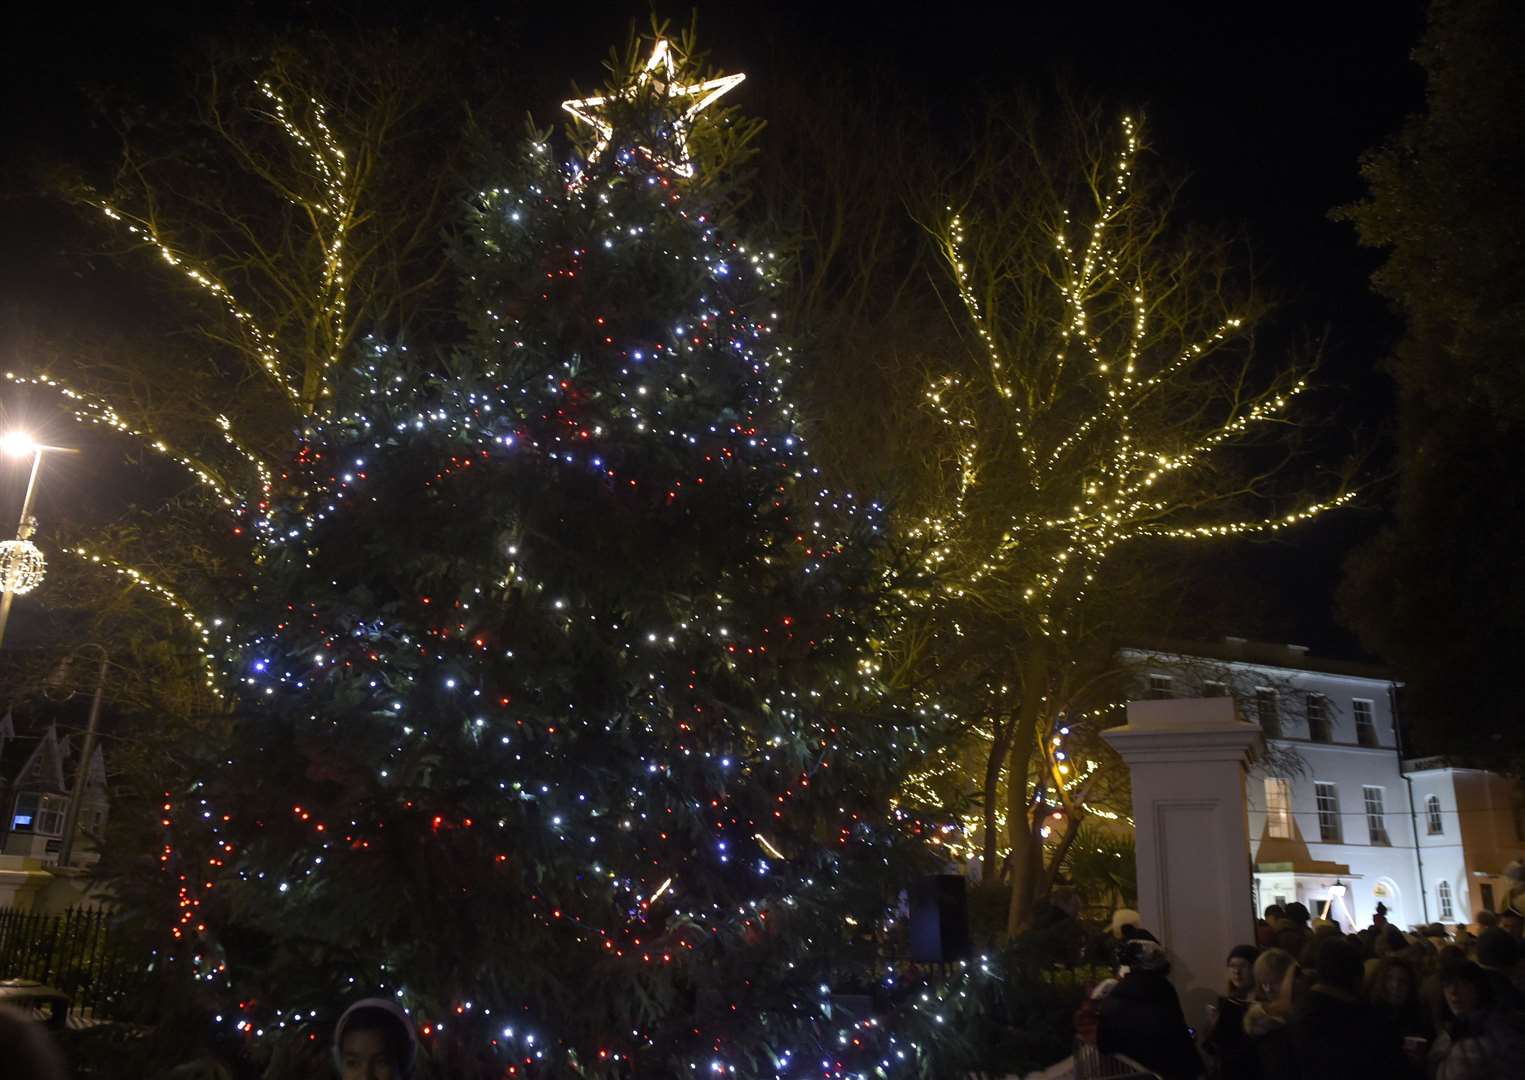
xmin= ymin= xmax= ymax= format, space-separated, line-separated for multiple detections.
xmin=0 ymin=1 xmax=1427 ymax=658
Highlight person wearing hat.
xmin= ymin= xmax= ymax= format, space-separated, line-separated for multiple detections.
xmin=1096 ymin=938 xmax=1204 ymax=1080
xmin=1284 ymin=936 xmax=1406 ymax=1078
xmin=334 ymin=998 xmax=418 ymax=1080
xmin=1273 ymin=901 xmax=1311 ymax=959
xmin=1202 ymin=944 xmax=1261 ymax=1079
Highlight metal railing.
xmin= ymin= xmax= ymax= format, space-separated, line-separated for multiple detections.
xmin=0 ymin=906 xmax=148 ymax=1024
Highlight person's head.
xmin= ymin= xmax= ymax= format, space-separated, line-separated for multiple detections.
xmin=1475 ymin=927 xmax=1519 ymax=971
xmin=0 ymin=1005 xmax=66 ymax=1080
xmin=1367 ymin=956 xmax=1418 ymax=1008
xmin=1120 ymin=938 xmax=1170 ymax=977
xmin=1283 ymin=901 xmax=1311 ymax=926
xmin=1252 ymin=947 xmax=1297 ymax=1001
xmin=1108 ymin=907 xmax=1142 ymax=940
xmin=1263 ymin=904 xmax=1284 ymax=924
xmin=335 ymin=999 xmax=416 ymax=1080
xmin=1501 ymin=909 xmax=1524 ymax=939
xmin=1227 ymin=944 xmax=1259 ymax=995
xmin=1312 ymin=936 xmax=1363 ymax=994
xmin=1440 ymin=962 xmax=1495 ymax=1019
xmin=1475 ymin=909 xmax=1498 ymax=930
xmin=1375 ymin=924 xmax=1407 ymax=958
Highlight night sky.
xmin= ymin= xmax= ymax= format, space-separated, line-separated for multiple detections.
xmin=0 ymin=1 xmax=1428 ymax=657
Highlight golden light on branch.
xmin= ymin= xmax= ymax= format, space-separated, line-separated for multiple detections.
xmin=4 ymin=371 xmax=240 ymax=508
xmin=88 ymin=77 xmax=358 ymax=414
xmin=916 ymin=114 xmax=1355 ymax=634
xmin=67 ymin=545 xmax=226 ymax=699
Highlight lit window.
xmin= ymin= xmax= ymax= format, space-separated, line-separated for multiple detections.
xmin=1148 ymin=674 xmax=1174 ymax=700
xmin=1265 ymin=778 xmax=1292 ymax=840
xmin=1437 ymin=880 xmax=1454 ymax=921
xmin=1354 ymin=699 xmax=1377 ymax=747
xmin=1426 ymin=794 xmax=1443 ymax=836
xmin=1363 ymin=786 xmax=1390 ymax=846
xmin=1315 ymin=782 xmax=1342 ymax=843
xmin=11 ymin=793 xmax=67 ymax=836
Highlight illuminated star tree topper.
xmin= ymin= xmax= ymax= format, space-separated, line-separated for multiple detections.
xmin=561 ymin=36 xmax=745 ymax=178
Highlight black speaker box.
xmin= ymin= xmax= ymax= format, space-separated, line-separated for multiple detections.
xmin=909 ymin=872 xmax=971 ymax=963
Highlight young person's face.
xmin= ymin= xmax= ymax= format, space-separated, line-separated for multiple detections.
xmin=340 ymin=1029 xmax=398 ymax=1080
xmin=1443 ymin=980 xmax=1481 ymax=1018
xmin=1381 ymin=965 xmax=1413 ymax=1005
xmin=1227 ymin=957 xmax=1254 ymax=994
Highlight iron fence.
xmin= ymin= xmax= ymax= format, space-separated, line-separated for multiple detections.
xmin=0 ymin=906 xmax=149 ymax=1024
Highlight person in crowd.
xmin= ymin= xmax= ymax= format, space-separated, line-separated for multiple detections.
xmin=0 ymin=1004 xmax=67 ymax=1080
xmin=1242 ymin=947 xmax=1297 ymax=1080
xmin=334 ymin=998 xmax=418 ymax=1080
xmin=1428 ymin=961 xmax=1525 ymax=1079
xmin=1282 ymin=935 xmax=1407 ymax=1078
xmin=1273 ymin=902 xmax=1310 ymax=958
xmin=1256 ymin=905 xmax=1284 ymax=950
xmin=1474 ymin=910 xmax=1498 ymax=933
xmin=1473 ymin=928 xmax=1525 ymax=1013
xmin=1096 ymin=938 xmax=1204 ymax=1080
xmin=1499 ymin=908 xmax=1523 ymax=942
xmin=1368 ymin=955 xmax=1432 ymax=1041
xmin=1202 ymin=944 xmax=1260 ymax=1079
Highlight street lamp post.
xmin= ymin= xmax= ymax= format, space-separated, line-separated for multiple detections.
xmin=0 ymin=433 xmax=77 ymax=648
xmin=56 ymin=644 xmax=110 ymax=870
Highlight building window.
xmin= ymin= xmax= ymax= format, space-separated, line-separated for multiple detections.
xmin=1426 ymin=794 xmax=1444 ymax=835
xmin=1481 ymin=882 xmax=1496 ymax=914
xmin=1255 ymin=688 xmax=1281 ymax=738
xmin=1265 ymin=778 xmax=1292 ymax=839
xmin=10 ymin=792 xmax=67 ymax=836
xmin=1311 ymin=787 xmax=1348 ymax=842
xmin=1202 ymin=680 xmax=1228 ymax=698
xmin=1315 ymin=782 xmax=1342 ymax=843
xmin=1308 ymin=693 xmax=1330 ymax=742
xmin=1437 ymin=880 xmax=1454 ymax=921
xmin=1363 ymin=786 xmax=1391 ymax=846
xmin=1353 ymin=699 xmax=1377 ymax=747
xmin=1148 ymin=674 xmax=1174 ymax=699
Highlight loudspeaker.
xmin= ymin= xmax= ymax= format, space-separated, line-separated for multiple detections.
xmin=909 ymin=873 xmax=970 ymax=963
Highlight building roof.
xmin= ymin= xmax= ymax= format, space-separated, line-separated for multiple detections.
xmin=1122 ymin=635 xmax=1396 ymax=682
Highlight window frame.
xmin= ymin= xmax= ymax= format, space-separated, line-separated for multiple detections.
xmin=1425 ymin=794 xmax=1444 ymax=836
xmin=1255 ymin=688 xmax=1281 ymax=738
xmin=1363 ymin=785 xmax=1390 ymax=846
xmin=1265 ymin=777 xmax=1293 ymax=840
xmin=1437 ymin=880 xmax=1454 ymax=921
xmin=1307 ymin=692 xmax=1331 ymax=742
xmin=1314 ymin=782 xmax=1342 ymax=843
xmin=1202 ymin=679 xmax=1229 ymax=699
xmin=1353 ymin=698 xmax=1378 ymax=747
xmin=1148 ymin=673 xmax=1174 ymax=700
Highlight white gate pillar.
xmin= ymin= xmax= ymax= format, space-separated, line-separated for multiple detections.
xmin=1102 ymin=698 xmax=1262 ymax=1021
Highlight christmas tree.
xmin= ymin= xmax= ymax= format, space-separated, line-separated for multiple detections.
xmin=162 ymin=36 xmax=989 ymax=1079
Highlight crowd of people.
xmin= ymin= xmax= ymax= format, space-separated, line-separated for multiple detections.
xmin=1083 ymin=903 xmax=1525 ymax=1080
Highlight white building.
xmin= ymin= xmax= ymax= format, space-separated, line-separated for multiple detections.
xmin=1120 ymin=638 xmax=1525 ymax=930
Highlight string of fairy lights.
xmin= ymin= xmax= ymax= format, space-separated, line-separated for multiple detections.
xmin=8 ymin=40 xmax=1355 ymax=1080
xmin=900 ymin=112 xmax=1355 ymax=870
xmin=20 ymin=39 xmax=1006 ymax=1080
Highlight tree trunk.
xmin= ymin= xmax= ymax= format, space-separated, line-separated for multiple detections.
xmin=1005 ymin=643 xmax=1050 ymax=936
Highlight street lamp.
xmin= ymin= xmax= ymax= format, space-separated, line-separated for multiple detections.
xmin=48 ymin=643 xmax=111 ymax=870
xmin=0 ymin=432 xmax=77 ymax=648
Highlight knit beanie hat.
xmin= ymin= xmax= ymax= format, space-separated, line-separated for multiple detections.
xmin=333 ymin=997 xmax=418 ymax=1077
